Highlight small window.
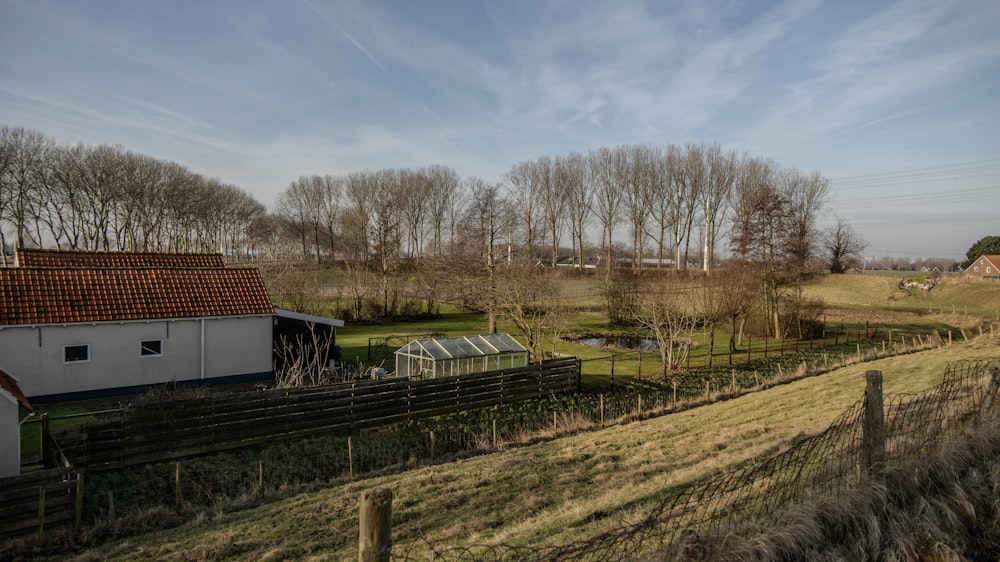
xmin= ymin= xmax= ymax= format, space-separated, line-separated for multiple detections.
xmin=64 ymin=345 xmax=90 ymax=363
xmin=141 ymin=340 xmax=163 ymax=357
xmin=974 ymin=267 xmax=979 ymax=273
xmin=988 ymin=267 xmax=993 ymax=273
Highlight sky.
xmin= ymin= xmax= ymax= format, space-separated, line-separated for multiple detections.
xmin=1 ymin=0 xmax=998 ymax=261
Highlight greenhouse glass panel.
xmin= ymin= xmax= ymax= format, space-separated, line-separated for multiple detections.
xmin=395 ymin=333 xmax=529 ymax=379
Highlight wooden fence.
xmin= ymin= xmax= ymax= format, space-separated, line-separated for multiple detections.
xmin=55 ymin=358 xmax=580 ymax=472
xmin=0 ymin=468 xmax=81 ymax=540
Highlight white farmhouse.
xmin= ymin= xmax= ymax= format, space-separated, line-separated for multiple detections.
xmin=0 ymin=249 xmax=275 ymax=400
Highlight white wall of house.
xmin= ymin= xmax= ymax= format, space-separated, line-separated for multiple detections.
xmin=0 ymin=390 xmax=18 ymax=477
xmin=0 ymin=316 xmax=272 ymax=398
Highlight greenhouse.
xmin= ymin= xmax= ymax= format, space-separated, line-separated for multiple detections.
xmin=394 ymin=333 xmax=529 ymax=379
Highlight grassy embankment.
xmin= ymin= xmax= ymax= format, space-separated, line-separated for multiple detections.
xmin=24 ymin=332 xmax=998 ymax=562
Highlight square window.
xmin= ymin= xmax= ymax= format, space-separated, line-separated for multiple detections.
xmin=64 ymin=345 xmax=90 ymax=363
xmin=141 ymin=340 xmax=163 ymax=357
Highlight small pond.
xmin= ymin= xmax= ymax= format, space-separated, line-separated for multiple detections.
xmin=562 ymin=333 xmax=660 ymax=351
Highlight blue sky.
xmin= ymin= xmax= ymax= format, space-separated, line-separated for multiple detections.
xmin=1 ymin=0 xmax=998 ymax=260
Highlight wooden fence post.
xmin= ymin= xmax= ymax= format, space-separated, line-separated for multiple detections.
xmin=175 ymin=462 xmax=181 ymax=513
xmin=429 ymin=431 xmax=435 ymax=460
xmin=258 ymin=460 xmax=265 ymax=498
xmin=40 ymin=413 xmax=49 ymax=465
xmin=74 ymin=473 xmax=84 ymax=529
xmin=599 ymin=394 xmax=604 ymax=427
xmin=36 ymin=486 xmax=45 ymax=541
xmin=492 ymin=419 xmax=497 ymax=449
xmin=637 ymin=350 xmax=642 ymax=380
xmin=862 ymin=370 xmax=886 ymax=481
xmin=610 ymin=354 xmax=615 ymax=385
xmin=359 ymin=487 xmax=392 ymax=562
xmin=349 ymin=436 xmax=355 ymax=478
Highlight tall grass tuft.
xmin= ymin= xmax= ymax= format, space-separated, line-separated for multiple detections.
xmin=716 ymin=427 xmax=1000 ymax=562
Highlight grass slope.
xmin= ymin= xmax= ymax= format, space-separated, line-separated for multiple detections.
xmin=40 ymin=335 xmax=998 ymax=562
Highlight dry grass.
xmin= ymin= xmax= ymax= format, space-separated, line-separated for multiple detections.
xmin=714 ymin=426 xmax=1000 ymax=561
xmin=10 ymin=335 xmax=994 ymax=562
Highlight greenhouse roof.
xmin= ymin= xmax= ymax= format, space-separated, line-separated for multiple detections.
xmin=399 ymin=333 xmax=527 ymax=360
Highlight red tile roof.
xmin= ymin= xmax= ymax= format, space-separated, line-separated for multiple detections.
xmin=0 ymin=368 xmax=32 ymax=412
xmin=0 ymin=267 xmax=274 ymax=326
xmin=965 ymin=255 xmax=1000 ymax=275
xmin=16 ymin=248 xmax=226 ymax=268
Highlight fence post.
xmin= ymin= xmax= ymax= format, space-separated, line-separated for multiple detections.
xmin=74 ymin=472 xmax=84 ymax=529
xmin=258 ymin=460 xmax=265 ymax=498
xmin=978 ymin=362 xmax=1000 ymax=420
xmin=610 ymin=354 xmax=615 ymax=385
xmin=175 ymin=462 xmax=181 ymax=513
xmin=862 ymin=370 xmax=886 ymax=481
xmin=492 ymin=419 xmax=497 ymax=449
xmin=348 ymin=436 xmax=355 ymax=478
xmin=37 ymin=486 xmax=45 ymax=541
xmin=359 ymin=487 xmax=392 ymax=562
xmin=430 ymin=431 xmax=435 ymax=460
xmin=599 ymin=394 xmax=604 ymax=427
xmin=637 ymin=350 xmax=642 ymax=380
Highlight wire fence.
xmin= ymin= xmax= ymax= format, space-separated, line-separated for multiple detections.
xmin=390 ymin=358 xmax=1000 ymax=561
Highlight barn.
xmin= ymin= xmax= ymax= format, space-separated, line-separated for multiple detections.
xmin=395 ymin=333 xmax=529 ymax=379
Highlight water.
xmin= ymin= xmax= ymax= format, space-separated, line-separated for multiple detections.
xmin=566 ymin=335 xmax=660 ymax=351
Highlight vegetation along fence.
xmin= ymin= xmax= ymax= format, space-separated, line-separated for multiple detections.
xmin=53 ymin=358 xmax=580 ymax=472
xmin=392 ymin=357 xmax=1000 ymax=561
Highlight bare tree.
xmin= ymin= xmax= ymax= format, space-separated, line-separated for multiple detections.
xmin=623 ymin=145 xmax=656 ymax=272
xmin=535 ymin=156 xmax=567 ymax=267
xmin=505 ymin=160 xmax=542 ymax=264
xmin=700 ymin=144 xmax=737 ymax=273
xmin=465 ymin=178 xmax=510 ymax=333
xmin=630 ymin=280 xmax=699 ymax=372
xmin=424 ymin=164 xmax=459 ymax=258
xmin=556 ymin=152 xmax=590 ymax=269
xmin=0 ymin=126 xmax=52 ymax=251
xmin=493 ymin=264 xmax=565 ymax=362
xmin=823 ymin=216 xmax=867 ymax=273
xmin=782 ymin=169 xmax=830 ymax=277
xmin=648 ymin=145 xmax=677 ymax=269
xmin=588 ymin=147 xmax=624 ymax=276
xmin=674 ymin=144 xmax=705 ymax=270
xmin=273 ymin=322 xmax=337 ymax=388
xmin=398 ymin=168 xmax=429 ymax=261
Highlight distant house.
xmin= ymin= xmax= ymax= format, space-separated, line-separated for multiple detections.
xmin=0 ymin=249 xmax=276 ymax=400
xmin=0 ymin=368 xmax=32 ymax=477
xmin=964 ymin=255 xmax=1000 ymax=280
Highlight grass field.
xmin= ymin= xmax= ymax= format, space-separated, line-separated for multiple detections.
xmin=32 ymin=333 xmax=997 ymax=562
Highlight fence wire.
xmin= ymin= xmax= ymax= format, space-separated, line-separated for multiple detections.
xmin=391 ymin=358 xmax=1000 ymax=561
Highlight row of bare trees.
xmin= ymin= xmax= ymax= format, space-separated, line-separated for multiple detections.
xmin=271 ymin=143 xmax=838 ymax=279
xmin=0 ymin=126 xmax=266 ymax=263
